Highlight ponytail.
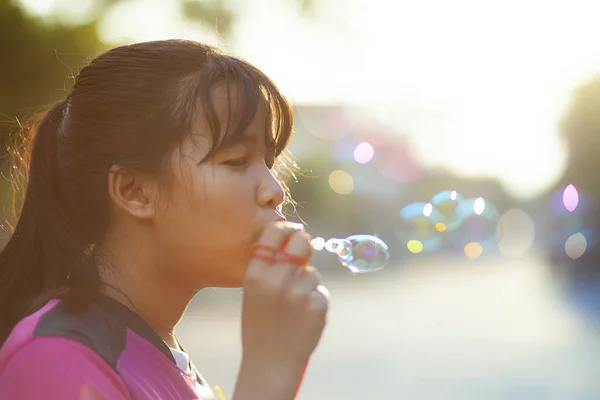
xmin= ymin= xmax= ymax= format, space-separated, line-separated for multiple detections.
xmin=0 ymin=100 xmax=95 ymax=344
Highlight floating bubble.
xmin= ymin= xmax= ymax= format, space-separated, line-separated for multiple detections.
xmin=562 ymin=184 xmax=579 ymax=213
xmin=454 ymin=197 xmax=500 ymax=222
xmin=451 ymin=197 xmax=500 ymax=254
xmin=311 ymin=234 xmax=390 ymax=273
xmin=430 ymin=190 xmax=465 ymax=232
xmin=398 ymin=202 xmax=444 ymax=253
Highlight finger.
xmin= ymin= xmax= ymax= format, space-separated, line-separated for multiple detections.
xmin=310 ymin=285 xmax=330 ymax=314
xmin=245 ymin=222 xmax=306 ymax=288
xmin=275 ymin=230 xmax=312 ymax=279
xmin=289 ymin=266 xmax=321 ymax=297
xmin=250 ymin=221 xmax=304 ymax=267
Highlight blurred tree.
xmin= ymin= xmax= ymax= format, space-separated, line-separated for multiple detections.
xmin=0 ymin=0 xmax=101 ymax=140
xmin=0 ymin=0 xmax=322 ymax=224
xmin=558 ymin=76 xmax=600 ymax=198
xmin=543 ymin=75 xmax=600 ymax=279
xmin=0 ymin=0 xmax=321 ymax=148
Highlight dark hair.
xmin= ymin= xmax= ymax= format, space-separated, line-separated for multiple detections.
xmin=0 ymin=40 xmax=294 ymax=343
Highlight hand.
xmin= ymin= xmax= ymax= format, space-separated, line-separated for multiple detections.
xmin=235 ymin=221 xmax=329 ymax=398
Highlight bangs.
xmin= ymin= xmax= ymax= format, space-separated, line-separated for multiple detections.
xmin=169 ymin=49 xmax=300 ymax=212
xmin=192 ymin=53 xmax=294 ymax=160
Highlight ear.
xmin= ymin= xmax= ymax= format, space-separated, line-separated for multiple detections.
xmin=107 ymin=165 xmax=159 ymax=221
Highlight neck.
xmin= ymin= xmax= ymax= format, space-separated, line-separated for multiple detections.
xmin=97 ymin=234 xmax=196 ymax=349
xmin=102 ymin=280 xmax=188 ymax=349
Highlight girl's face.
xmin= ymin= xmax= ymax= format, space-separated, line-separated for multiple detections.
xmin=152 ymin=88 xmax=287 ymax=289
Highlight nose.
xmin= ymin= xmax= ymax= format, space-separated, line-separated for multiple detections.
xmin=257 ymin=170 xmax=286 ymax=209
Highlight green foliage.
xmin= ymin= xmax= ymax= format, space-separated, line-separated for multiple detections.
xmin=0 ymin=1 xmax=103 ymax=142
xmin=0 ymin=0 xmax=317 ymax=146
xmin=556 ymin=75 xmax=600 ymax=197
xmin=180 ymin=0 xmax=234 ymax=37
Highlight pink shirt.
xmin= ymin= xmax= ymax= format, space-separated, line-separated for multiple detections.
xmin=0 ymin=296 xmax=216 ymax=399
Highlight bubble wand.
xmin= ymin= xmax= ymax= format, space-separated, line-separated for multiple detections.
xmin=292 ymin=234 xmax=390 ymax=397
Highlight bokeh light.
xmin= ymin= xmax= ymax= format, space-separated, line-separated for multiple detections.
xmin=423 ymin=203 xmax=433 ymax=217
xmin=452 ymin=197 xmax=500 ymax=254
xmin=473 ymin=197 xmax=486 ymax=216
xmin=397 ymin=192 xmax=504 ymax=256
xmin=565 ymin=232 xmax=587 ymax=260
xmin=354 ymin=142 xmax=374 ymax=164
xmin=328 ymin=170 xmax=354 ymax=195
xmin=545 ymin=186 xmax=599 ymax=257
xmin=496 ymin=209 xmax=536 ymax=257
xmin=562 ymin=184 xmax=579 ymax=212
xmin=407 ymin=239 xmax=424 ymax=254
xmin=398 ymin=202 xmax=444 ymax=253
xmin=464 ymin=242 xmax=483 ymax=259
xmin=430 ymin=190 xmax=464 ymax=232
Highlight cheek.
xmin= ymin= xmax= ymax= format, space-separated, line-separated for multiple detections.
xmin=156 ymin=170 xmax=256 ymax=247
xmin=202 ymin=185 xmax=257 ymax=240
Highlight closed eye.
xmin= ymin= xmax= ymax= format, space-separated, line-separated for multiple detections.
xmin=223 ymin=158 xmax=248 ymax=167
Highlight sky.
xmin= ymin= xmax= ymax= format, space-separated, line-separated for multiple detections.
xmin=18 ymin=0 xmax=600 ymax=199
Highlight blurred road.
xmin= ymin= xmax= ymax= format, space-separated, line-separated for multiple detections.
xmin=178 ymin=254 xmax=600 ymax=399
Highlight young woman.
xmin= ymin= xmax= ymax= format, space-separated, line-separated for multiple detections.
xmin=0 ymin=40 xmax=329 ymax=399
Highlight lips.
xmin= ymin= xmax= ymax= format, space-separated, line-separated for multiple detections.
xmin=252 ymin=213 xmax=287 ymax=243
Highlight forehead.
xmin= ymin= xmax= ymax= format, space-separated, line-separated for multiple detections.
xmin=199 ymin=82 xmax=271 ymax=146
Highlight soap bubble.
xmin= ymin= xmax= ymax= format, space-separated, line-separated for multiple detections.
xmin=310 ymin=234 xmax=390 ymax=273
xmin=451 ymin=197 xmax=500 ymax=255
xmin=398 ymin=202 xmax=444 ymax=253
xmin=430 ymin=190 xmax=464 ymax=232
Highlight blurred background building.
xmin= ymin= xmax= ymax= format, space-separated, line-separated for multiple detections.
xmin=3 ymin=0 xmax=600 ymax=398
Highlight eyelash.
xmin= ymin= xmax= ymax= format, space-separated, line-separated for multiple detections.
xmin=222 ymin=155 xmax=276 ymax=169
xmin=223 ymin=158 xmax=248 ymax=167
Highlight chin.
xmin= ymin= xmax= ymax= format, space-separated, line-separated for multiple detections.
xmin=212 ymin=275 xmax=245 ymax=289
